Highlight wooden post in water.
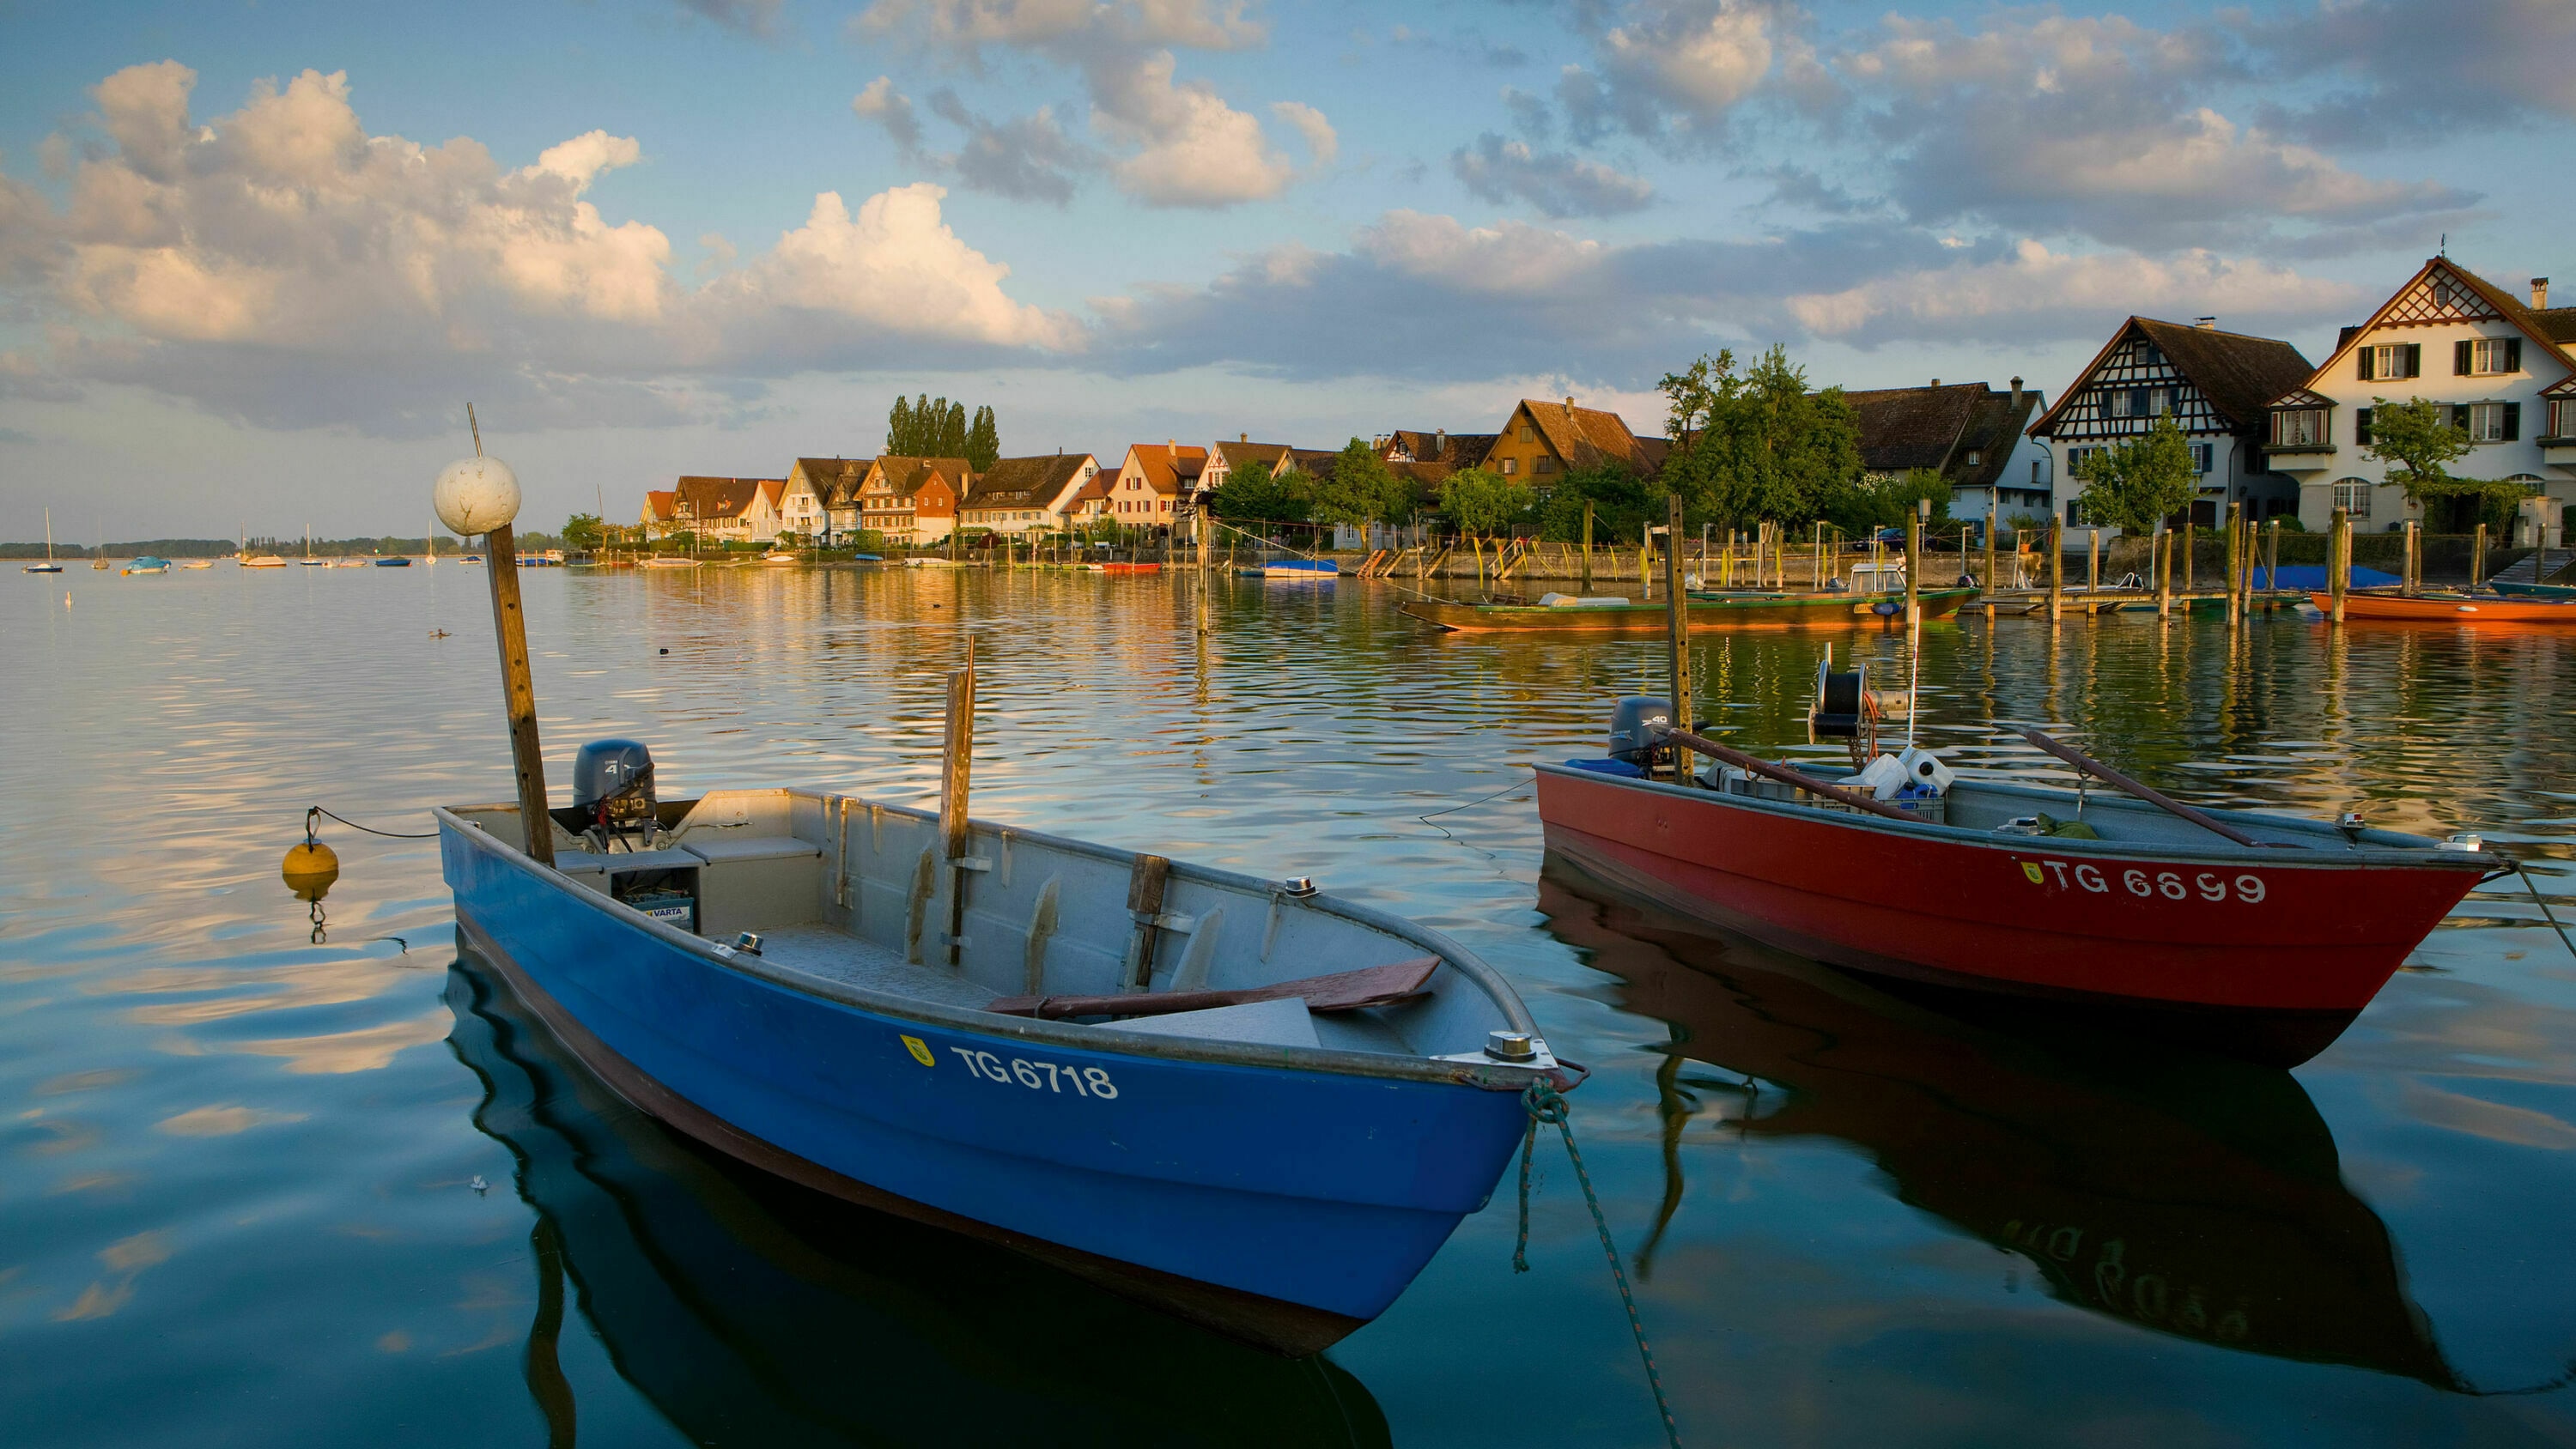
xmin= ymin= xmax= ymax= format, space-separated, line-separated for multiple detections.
xmin=939 ymin=657 xmax=975 ymax=967
xmin=1984 ymin=504 xmax=1997 ymax=595
xmin=2224 ymin=503 xmax=2242 ymax=625
xmin=2473 ymin=521 xmax=2488 ymax=589
xmin=1580 ymin=500 xmax=1594 ymax=592
xmin=2403 ymin=519 xmax=2421 ymax=597
xmin=2087 ymin=527 xmax=2100 ymax=596
xmin=1905 ymin=506 xmax=1923 ymax=627
xmin=2047 ymin=518 xmax=2063 ymax=622
xmin=2156 ymin=525 xmax=2172 ymax=617
xmin=434 ymin=410 xmax=551 ymax=866
xmin=1641 ymin=523 xmax=1652 ymax=600
xmin=2181 ymin=518 xmax=2196 ymax=597
xmin=2329 ymin=506 xmax=2349 ymax=624
xmin=1663 ymin=494 xmax=1694 ymax=784
xmin=2265 ymin=518 xmax=2281 ymax=604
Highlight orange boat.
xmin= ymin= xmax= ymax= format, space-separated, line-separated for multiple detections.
xmin=2310 ymin=590 xmax=2576 ymax=624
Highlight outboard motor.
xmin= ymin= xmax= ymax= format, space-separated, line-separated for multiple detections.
xmin=1607 ymin=697 xmax=1674 ymax=773
xmin=572 ymin=738 xmax=658 ymax=851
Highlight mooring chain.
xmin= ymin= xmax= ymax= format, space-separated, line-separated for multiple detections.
xmin=1515 ymin=1079 xmax=1683 ymax=1448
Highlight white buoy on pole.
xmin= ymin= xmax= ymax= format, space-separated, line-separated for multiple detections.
xmin=435 ymin=410 xmax=551 ymax=866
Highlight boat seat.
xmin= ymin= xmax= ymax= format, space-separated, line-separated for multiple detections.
xmin=1098 ymin=997 xmax=1322 ymax=1050
xmin=683 ymin=835 xmax=823 ymax=937
xmin=556 ymin=846 xmax=701 ymax=894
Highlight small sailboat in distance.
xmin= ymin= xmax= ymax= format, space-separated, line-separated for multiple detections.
xmin=23 ymin=508 xmax=63 ymax=573
xmin=299 ymin=524 xmax=325 ymax=565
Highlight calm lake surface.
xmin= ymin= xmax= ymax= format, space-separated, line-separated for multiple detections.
xmin=8 ymin=561 xmax=2576 ymax=1447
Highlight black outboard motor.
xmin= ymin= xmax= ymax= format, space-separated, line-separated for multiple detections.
xmin=1607 ymin=697 xmax=1674 ymax=773
xmin=572 ymin=738 xmax=657 ymax=851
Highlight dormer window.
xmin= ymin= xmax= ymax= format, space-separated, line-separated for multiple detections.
xmin=2272 ymin=408 xmax=2329 ymax=447
xmin=1963 ymin=450 xmax=1982 ymax=466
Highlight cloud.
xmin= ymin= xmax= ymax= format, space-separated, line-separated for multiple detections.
xmin=0 ymin=62 xmax=1080 ymax=432
xmin=933 ymin=91 xmax=1092 ymax=203
xmin=852 ymin=76 xmax=923 ymax=149
xmin=1451 ymin=133 xmax=1654 ymax=217
xmin=1273 ymin=101 xmax=1338 ymax=167
xmin=2247 ymin=0 xmax=2576 ymax=146
xmin=856 ymin=0 xmax=1265 ymax=60
xmin=1093 ymin=52 xmax=1310 ymax=206
xmin=677 ymin=0 xmax=783 ymax=35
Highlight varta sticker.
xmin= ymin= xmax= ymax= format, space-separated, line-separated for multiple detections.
xmin=901 ymin=1034 xmax=935 ymax=1067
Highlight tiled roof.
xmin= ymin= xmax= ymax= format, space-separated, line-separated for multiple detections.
xmin=1519 ymin=401 xmax=1655 ymax=472
xmin=1212 ymin=440 xmax=1296 ymax=474
xmin=1845 ymin=383 xmax=2040 ymax=487
xmin=876 ymin=457 xmax=975 ymax=499
xmin=672 ymin=476 xmax=776 ymax=521
xmin=963 ymin=454 xmax=1091 ymax=511
xmin=643 ymin=489 xmax=676 ymax=522
xmin=1439 ymin=433 xmax=1499 ymax=470
xmin=1123 ymin=442 xmax=1211 ymax=494
xmin=2028 ymin=318 xmax=2312 ymax=436
xmin=2281 ymin=258 xmax=2575 ymax=404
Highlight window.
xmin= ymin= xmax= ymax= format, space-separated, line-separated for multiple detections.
xmin=1518 ymin=421 xmax=1535 ymax=441
xmin=2457 ymin=337 xmax=2523 ymax=375
xmin=1500 ymin=458 xmax=1518 ymax=476
xmin=1963 ymin=449 xmax=1982 ymax=466
xmin=2464 ymin=402 xmax=2520 ymax=442
xmin=2108 ymin=389 xmax=2134 ymax=419
xmin=1534 ymin=455 xmax=1558 ymax=475
xmin=2552 ymin=398 xmax=2576 ymax=439
xmin=2271 ymin=409 xmax=2328 ymax=446
xmin=2332 ymin=480 xmax=2373 ymax=518
xmin=2149 ymin=388 xmax=2171 ymax=416
xmin=2191 ymin=443 xmax=2215 ymax=474
xmin=2031 ymin=457 xmax=2051 ymax=486
xmin=2066 ymin=446 xmax=2098 ymax=474
xmin=2354 ymin=407 xmax=2372 ymax=446
xmin=2359 ymin=343 xmax=2421 ymax=380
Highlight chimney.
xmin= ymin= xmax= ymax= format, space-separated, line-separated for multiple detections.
xmin=2535 ymin=277 xmax=2552 ymax=309
xmin=1564 ymin=396 xmax=1574 ymax=410
xmin=1436 ymin=427 xmax=1446 ymax=451
xmin=1241 ymin=432 xmax=1249 ymax=443
xmin=2008 ymin=377 xmax=2023 ymax=409
xmin=1930 ymin=379 xmax=1940 ymax=388
xmin=2195 ymin=316 xmax=2217 ymax=330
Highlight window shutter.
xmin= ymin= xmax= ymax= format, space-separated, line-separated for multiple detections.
xmin=2506 ymin=337 xmax=2522 ymax=372
xmin=2403 ymin=343 xmax=2421 ymax=378
xmin=2358 ymin=349 xmax=2375 ymax=381
xmin=2504 ymin=402 xmax=2520 ymax=441
xmin=2456 ymin=339 xmax=2474 ymax=375
xmin=2355 ymin=407 xmax=2372 ymax=446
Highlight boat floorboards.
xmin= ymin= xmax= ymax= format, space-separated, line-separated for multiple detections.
xmin=755 ymin=925 xmax=999 ymax=1010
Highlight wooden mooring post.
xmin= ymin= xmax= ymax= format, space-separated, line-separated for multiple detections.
xmin=1662 ymin=494 xmax=1694 ymax=783
xmin=1905 ymin=504 xmax=1923 ymax=627
xmin=1984 ymin=504 xmax=1997 ymax=594
xmin=2087 ymin=527 xmax=2101 ymax=597
xmin=2403 ymin=519 xmax=2421 ymax=597
xmin=2047 ymin=518 xmax=2063 ymax=622
xmin=2181 ymin=518 xmax=2196 ymax=596
xmin=2225 ymin=503 xmax=2243 ymax=625
xmin=2156 ymin=525 xmax=2172 ymax=617
xmin=1580 ymin=500 xmax=1594 ymax=592
xmin=433 ymin=409 xmax=551 ymax=867
xmin=2329 ymin=506 xmax=2349 ymax=624
xmin=2473 ymin=522 xmax=2488 ymax=589
xmin=939 ymin=658 xmax=975 ymax=968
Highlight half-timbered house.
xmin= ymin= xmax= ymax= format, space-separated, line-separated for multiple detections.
xmin=2263 ymin=258 xmax=2576 ymax=540
xmin=1844 ymin=379 xmax=2050 ymax=533
xmin=2028 ymin=318 xmax=2313 ymax=533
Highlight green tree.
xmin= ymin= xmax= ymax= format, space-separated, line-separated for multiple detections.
xmin=1440 ymin=467 xmax=1525 ymax=539
xmin=887 ymin=396 xmax=914 ymax=454
xmin=1306 ymin=439 xmax=1414 ymax=528
xmin=1533 ymin=464 xmax=1657 ymax=543
xmin=561 ymin=512 xmax=604 ymax=550
xmin=2073 ymin=414 xmax=2197 ymax=532
xmin=1209 ymin=462 xmax=1311 ymax=524
xmin=1658 ymin=345 xmax=1864 ymax=529
xmin=936 ymin=399 xmax=968 ymax=457
xmin=2361 ymin=396 xmax=2475 ymax=497
xmin=966 ymin=404 xmax=999 ymax=470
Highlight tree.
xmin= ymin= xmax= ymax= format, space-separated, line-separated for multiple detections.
xmin=561 ymin=512 xmax=604 ymax=550
xmin=1658 ymin=345 xmax=1864 ymax=529
xmin=1533 ymin=464 xmax=1656 ymax=543
xmin=2361 ymin=396 xmax=2473 ymax=494
xmin=1307 ymin=439 xmax=1415 ymax=528
xmin=887 ymin=394 xmax=981 ymax=458
xmin=1440 ymin=467 xmax=1524 ymax=539
xmin=965 ymin=404 xmax=999 ymax=470
xmin=887 ymin=396 xmax=914 ymax=454
xmin=1209 ymin=462 xmax=1310 ymax=524
xmin=2073 ymin=414 xmax=2197 ymax=532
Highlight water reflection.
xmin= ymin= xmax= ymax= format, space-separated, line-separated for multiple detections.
xmin=444 ymin=947 xmax=1392 ymax=1448
xmin=1535 ymin=859 xmax=2472 ymax=1389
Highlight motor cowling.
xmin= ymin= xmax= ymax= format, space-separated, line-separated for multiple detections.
xmin=1607 ymin=697 xmax=1674 ymax=769
xmin=572 ymin=739 xmax=657 ymax=842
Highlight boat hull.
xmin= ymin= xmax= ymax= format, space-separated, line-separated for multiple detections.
xmin=1532 ymin=764 xmax=2487 ymax=1064
xmin=2311 ymin=589 xmax=2576 ymax=623
xmin=2488 ymin=580 xmax=2576 ymax=600
xmin=1403 ymin=587 xmax=1974 ymax=634
xmin=438 ymin=820 xmax=1532 ymax=1352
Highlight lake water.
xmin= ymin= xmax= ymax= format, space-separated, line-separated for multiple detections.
xmin=7 ymin=561 xmax=2576 ymax=1447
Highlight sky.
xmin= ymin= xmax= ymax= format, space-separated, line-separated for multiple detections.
xmin=0 ymin=0 xmax=2570 ymax=539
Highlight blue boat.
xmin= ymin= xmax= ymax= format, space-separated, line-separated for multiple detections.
xmin=374 ymin=555 xmax=412 ymax=567
xmin=1263 ymin=558 xmax=1340 ymax=579
xmin=437 ymin=769 xmax=1563 ymax=1353
xmin=120 ymin=555 xmax=171 ymax=574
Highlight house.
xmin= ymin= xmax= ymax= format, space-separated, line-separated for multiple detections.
xmin=1372 ymin=429 xmax=1498 ymax=470
xmin=1109 ymin=442 xmax=1209 ymax=530
xmin=786 ymin=458 xmax=866 ymax=541
xmin=639 ymin=489 xmax=677 ymax=539
xmin=2032 ymin=318 xmax=2314 ymax=534
xmin=1483 ymin=398 xmax=1662 ymax=482
xmin=668 ymin=476 xmax=785 ymax=544
xmin=2263 ymin=258 xmax=2576 ymax=539
xmin=1060 ymin=470 xmax=1115 ymax=529
xmin=1847 ymin=379 xmax=2051 ymax=530
xmin=859 ymin=456 xmax=973 ymax=545
xmin=957 ymin=453 xmax=1099 ymax=534
xmin=1204 ymin=437 xmax=1297 ymax=494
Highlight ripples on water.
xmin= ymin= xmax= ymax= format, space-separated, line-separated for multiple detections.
xmin=5 ymin=563 xmax=2576 ymax=1446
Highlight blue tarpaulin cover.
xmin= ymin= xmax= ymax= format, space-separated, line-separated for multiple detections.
xmin=2256 ymin=565 xmax=2399 ymax=591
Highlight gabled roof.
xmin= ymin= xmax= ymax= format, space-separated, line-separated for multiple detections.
xmin=1439 ymin=433 xmax=1499 ymax=470
xmin=1121 ymin=442 xmax=1210 ymax=494
xmin=1284 ymin=446 xmax=1344 ymax=476
xmin=757 ymin=480 xmax=784 ymax=512
xmin=963 ymin=454 xmax=1093 ymax=511
xmin=1515 ymin=400 xmax=1656 ymax=472
xmin=2270 ymin=387 xmax=2334 ymax=409
xmin=1212 ymin=440 xmax=1296 ymax=474
xmin=2283 ymin=258 xmax=2576 ymax=403
xmin=872 ymin=457 xmax=975 ymax=500
xmin=2028 ymin=318 xmax=2312 ymax=437
xmin=643 ymin=489 xmax=676 ymax=522
xmin=1844 ymin=385 xmax=1990 ymax=472
xmin=672 ymin=476 xmax=775 ymax=521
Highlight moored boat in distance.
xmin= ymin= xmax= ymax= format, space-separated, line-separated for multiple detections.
xmin=438 ymin=747 xmax=1564 ymax=1351
xmin=638 ymin=555 xmax=700 ymax=568
xmin=1403 ymin=585 xmax=1976 ymax=634
xmin=374 ymin=555 xmax=412 ymax=567
xmin=121 ymin=555 xmax=172 ymax=574
xmin=1534 ymin=697 xmax=2498 ymax=1064
xmin=2312 ymin=589 xmax=2576 ymax=624
xmin=23 ymin=507 xmax=63 ymax=573
xmin=1263 ymin=558 xmax=1340 ymax=579
xmin=240 ymin=555 xmax=288 ymax=568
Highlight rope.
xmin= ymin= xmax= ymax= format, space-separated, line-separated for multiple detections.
xmin=2509 ymin=860 xmax=2576 ymax=962
xmin=1202 ymin=516 xmax=1456 ymax=603
xmin=1514 ymin=1080 xmax=1683 ymax=1448
xmin=307 ymin=805 xmax=439 ymax=840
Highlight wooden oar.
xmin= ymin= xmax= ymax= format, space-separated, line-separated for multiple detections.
xmin=1657 ymin=726 xmax=1918 ymax=823
xmin=2015 ymin=727 xmax=2270 ymax=849
xmin=987 ymin=955 xmax=1440 ymax=1021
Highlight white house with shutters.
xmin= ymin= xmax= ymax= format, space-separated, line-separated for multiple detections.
xmin=2264 ymin=257 xmax=2576 ymax=541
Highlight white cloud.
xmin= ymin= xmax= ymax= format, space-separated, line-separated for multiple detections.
xmin=858 ymin=0 xmax=1264 ymax=58
xmin=1357 ymin=211 xmax=1607 ymax=293
xmin=1095 ymin=52 xmax=1308 ymax=206
xmin=1601 ymin=1 xmax=1777 ymax=116
xmin=853 ymin=76 xmax=923 ymax=149
xmin=527 ymin=131 xmax=644 ymax=191
xmin=714 ymin=184 xmax=1079 ymax=349
xmin=1451 ymin=133 xmax=1655 ymax=217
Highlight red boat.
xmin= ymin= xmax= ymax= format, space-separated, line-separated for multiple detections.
xmin=1534 ymin=712 xmax=2499 ymax=1064
xmin=2310 ymin=589 xmax=2576 ymax=624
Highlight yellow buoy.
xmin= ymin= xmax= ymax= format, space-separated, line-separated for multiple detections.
xmin=282 ymin=840 xmax=339 ymax=901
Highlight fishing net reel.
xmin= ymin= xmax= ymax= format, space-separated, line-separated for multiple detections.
xmin=1809 ymin=646 xmax=1881 ymax=769
xmin=572 ymin=739 xmax=659 ymax=852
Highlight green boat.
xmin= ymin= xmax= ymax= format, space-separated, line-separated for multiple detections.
xmin=2492 ymin=579 xmax=2576 ymax=600
xmin=1399 ymin=586 xmax=1975 ymax=634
